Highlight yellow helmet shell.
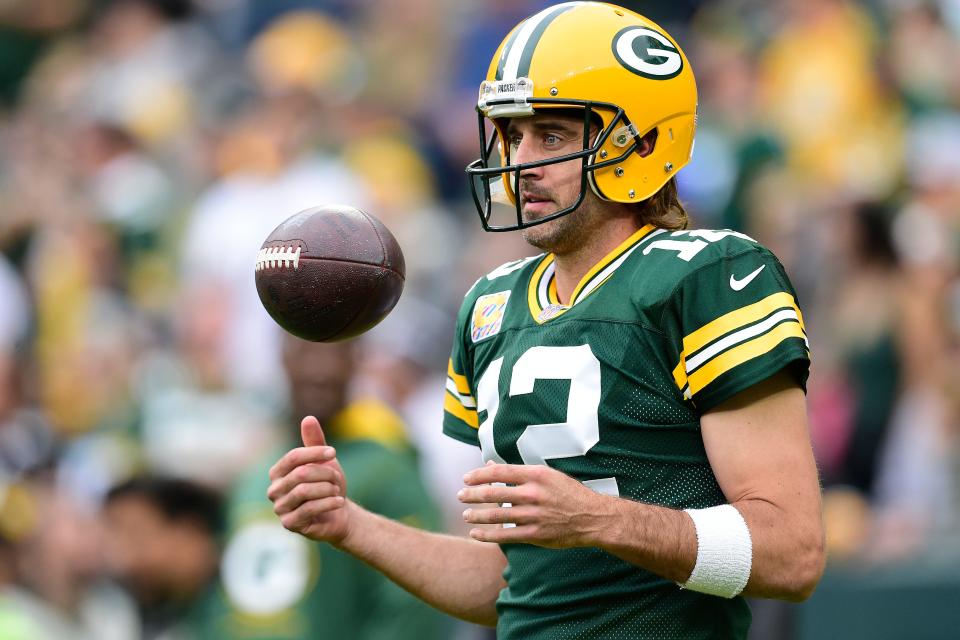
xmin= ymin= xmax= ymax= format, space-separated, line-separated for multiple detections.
xmin=481 ymin=2 xmax=698 ymax=204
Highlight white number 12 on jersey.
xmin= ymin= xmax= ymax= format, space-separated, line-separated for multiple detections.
xmin=476 ymin=345 xmax=619 ymax=497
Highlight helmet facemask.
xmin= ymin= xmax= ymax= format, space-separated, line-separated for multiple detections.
xmin=466 ymin=91 xmax=647 ymax=232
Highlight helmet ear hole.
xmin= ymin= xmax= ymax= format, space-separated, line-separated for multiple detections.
xmin=638 ymin=128 xmax=658 ymax=158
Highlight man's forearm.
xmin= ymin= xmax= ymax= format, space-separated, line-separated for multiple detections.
xmin=591 ymin=494 xmax=822 ymax=601
xmin=337 ymin=501 xmax=507 ymax=626
xmin=592 ymin=495 xmax=698 ymax=584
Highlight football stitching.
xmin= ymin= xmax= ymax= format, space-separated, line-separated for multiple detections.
xmin=255 ymin=245 xmax=302 ymax=271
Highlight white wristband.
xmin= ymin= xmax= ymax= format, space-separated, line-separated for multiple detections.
xmin=680 ymin=504 xmax=752 ymax=598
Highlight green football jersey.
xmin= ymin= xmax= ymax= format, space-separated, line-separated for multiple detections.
xmin=443 ymin=225 xmax=810 ymax=640
xmin=206 ymin=400 xmax=451 ymax=640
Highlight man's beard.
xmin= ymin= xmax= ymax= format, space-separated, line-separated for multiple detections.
xmin=521 ymin=194 xmax=597 ymax=254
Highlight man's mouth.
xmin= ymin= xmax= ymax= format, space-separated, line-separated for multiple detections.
xmin=521 ymin=192 xmax=554 ymax=216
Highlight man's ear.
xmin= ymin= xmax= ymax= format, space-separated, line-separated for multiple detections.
xmin=637 ymin=128 xmax=659 ymax=158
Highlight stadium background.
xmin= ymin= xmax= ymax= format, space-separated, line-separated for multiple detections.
xmin=0 ymin=0 xmax=958 ymax=638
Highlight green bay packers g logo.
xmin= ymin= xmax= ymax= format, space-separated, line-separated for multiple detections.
xmin=612 ymin=26 xmax=683 ymax=79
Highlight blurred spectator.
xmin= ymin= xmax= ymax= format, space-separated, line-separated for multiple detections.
xmin=207 ymin=335 xmax=452 ymax=639
xmin=75 ymin=122 xmax=179 ymax=261
xmin=0 ymin=484 xmax=39 ymax=638
xmin=863 ymin=108 xmax=960 ymax=562
xmin=815 ymin=202 xmax=902 ymax=494
xmin=885 ymin=1 xmax=960 ymax=113
xmin=757 ymin=0 xmax=903 ymax=200
xmin=245 ymin=9 xmax=364 ymax=103
xmin=0 ymin=255 xmax=49 ymax=478
xmin=681 ymin=5 xmax=780 ymax=230
xmin=81 ymin=0 xmax=219 ymax=147
xmin=0 ymin=255 xmax=29 ymax=350
xmin=1 ymin=480 xmax=138 ymax=639
xmin=0 ymin=346 xmax=55 ymax=480
xmin=353 ymin=0 xmax=455 ymax=120
xmin=807 ymin=202 xmax=903 ymax=564
xmin=25 ymin=219 xmax=144 ymax=441
xmin=0 ymin=0 xmax=87 ymax=104
xmin=102 ymin=475 xmax=224 ymax=640
xmin=134 ymin=279 xmax=280 ymax=490
xmin=0 ymin=256 xmax=58 ymax=499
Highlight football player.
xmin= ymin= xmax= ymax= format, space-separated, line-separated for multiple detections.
xmin=268 ymin=3 xmax=825 ymax=638
xmin=216 ymin=337 xmax=449 ymax=639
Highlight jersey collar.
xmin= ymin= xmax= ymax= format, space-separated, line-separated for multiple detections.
xmin=527 ymin=224 xmax=657 ymax=324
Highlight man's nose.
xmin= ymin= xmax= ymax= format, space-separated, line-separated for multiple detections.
xmin=512 ymin=138 xmax=543 ymax=179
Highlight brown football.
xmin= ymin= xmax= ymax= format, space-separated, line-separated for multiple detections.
xmin=255 ymin=205 xmax=405 ymax=342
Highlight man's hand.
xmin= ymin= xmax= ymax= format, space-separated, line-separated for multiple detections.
xmin=458 ymin=462 xmax=615 ymax=548
xmin=267 ymin=416 xmax=351 ymax=545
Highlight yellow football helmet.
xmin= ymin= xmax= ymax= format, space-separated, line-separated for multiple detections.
xmin=465 ymin=2 xmax=698 ymax=231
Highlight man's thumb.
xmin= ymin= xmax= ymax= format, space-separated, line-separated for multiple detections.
xmin=301 ymin=416 xmax=327 ymax=447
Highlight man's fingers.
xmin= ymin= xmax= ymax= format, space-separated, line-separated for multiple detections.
xmin=268 ymin=446 xmax=337 ymax=481
xmin=272 ymin=481 xmax=341 ymax=515
xmin=462 ymin=506 xmax=533 ymax=525
xmin=458 ymin=484 xmax=530 ymax=505
xmin=463 ymin=462 xmax=535 ymax=486
xmin=468 ymin=524 xmax=539 ymax=544
xmin=301 ymin=416 xmax=327 ymax=447
xmin=267 ymin=463 xmax=341 ymax=501
xmin=279 ymin=496 xmax=346 ymax=532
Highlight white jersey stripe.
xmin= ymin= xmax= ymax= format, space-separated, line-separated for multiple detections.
xmin=446 ymin=378 xmax=477 ymax=408
xmin=686 ymin=308 xmax=802 ymax=374
xmin=538 ymin=261 xmax=555 ymax=308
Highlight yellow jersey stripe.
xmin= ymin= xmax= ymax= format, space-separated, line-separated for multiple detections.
xmin=526 ymin=254 xmax=555 ymax=319
xmin=687 ymin=321 xmax=806 ymax=395
xmin=672 ymin=355 xmax=688 ymax=391
xmin=444 ymin=391 xmax=479 ymax=428
xmin=791 ymin=300 xmax=806 ymax=332
xmin=548 ymin=277 xmax=560 ymax=305
xmin=569 ymin=224 xmax=656 ymax=303
xmin=446 ymin=359 xmax=471 ymax=395
xmin=682 ymin=292 xmax=798 ymax=357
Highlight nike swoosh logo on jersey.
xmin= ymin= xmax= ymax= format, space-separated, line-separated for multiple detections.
xmin=729 ymin=265 xmax=766 ymax=291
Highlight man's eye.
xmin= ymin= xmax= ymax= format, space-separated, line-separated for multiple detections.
xmin=544 ymin=134 xmax=561 ymax=145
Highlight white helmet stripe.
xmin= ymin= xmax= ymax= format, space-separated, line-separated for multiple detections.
xmin=500 ymin=2 xmax=585 ymax=81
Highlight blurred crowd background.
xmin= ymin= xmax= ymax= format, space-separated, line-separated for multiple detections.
xmin=0 ymin=0 xmax=958 ymax=638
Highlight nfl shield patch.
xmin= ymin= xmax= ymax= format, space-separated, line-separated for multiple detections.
xmin=471 ymin=291 xmax=511 ymax=342
xmin=537 ymin=303 xmax=569 ymax=323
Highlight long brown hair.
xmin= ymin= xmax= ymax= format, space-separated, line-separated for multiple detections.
xmin=638 ymin=177 xmax=689 ymax=230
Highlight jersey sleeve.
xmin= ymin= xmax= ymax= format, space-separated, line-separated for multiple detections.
xmin=442 ymin=295 xmax=480 ymax=446
xmin=661 ymin=248 xmax=810 ymax=413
